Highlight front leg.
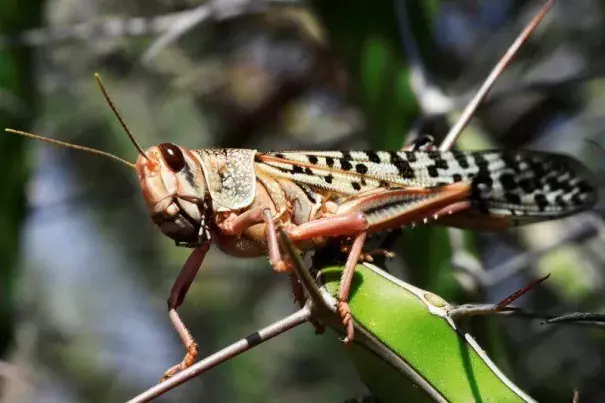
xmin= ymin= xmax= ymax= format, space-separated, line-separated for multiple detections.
xmin=217 ymin=207 xmax=288 ymax=272
xmin=162 ymin=241 xmax=211 ymax=381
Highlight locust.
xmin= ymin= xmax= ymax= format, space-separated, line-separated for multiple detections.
xmin=6 ymin=88 xmax=597 ymax=380
xmin=5 ymin=0 xmax=597 ymax=383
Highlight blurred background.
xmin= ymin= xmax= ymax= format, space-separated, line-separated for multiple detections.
xmin=2 ymin=0 xmax=605 ymax=401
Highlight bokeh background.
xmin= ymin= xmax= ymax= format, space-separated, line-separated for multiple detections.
xmin=2 ymin=0 xmax=605 ymax=402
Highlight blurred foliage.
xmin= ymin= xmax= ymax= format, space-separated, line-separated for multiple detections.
xmin=1 ymin=0 xmax=605 ymax=402
xmin=0 ymin=0 xmax=44 ymax=363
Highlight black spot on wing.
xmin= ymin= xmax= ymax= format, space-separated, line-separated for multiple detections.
xmin=352 ymin=182 xmax=361 ymax=191
xmin=454 ymin=152 xmax=470 ymax=169
xmin=404 ymin=151 xmax=417 ymax=163
xmin=528 ymin=160 xmax=547 ymax=178
xmin=340 ymin=160 xmax=353 ymax=171
xmin=518 ymin=178 xmax=535 ymax=193
xmin=367 ymin=151 xmax=381 ymax=164
xmin=389 ymin=152 xmax=415 ymax=179
xmin=433 ymin=157 xmax=449 ymax=170
xmin=534 ymin=193 xmax=548 ymax=211
xmin=308 ymin=155 xmax=318 ymax=164
xmin=473 ymin=153 xmax=490 ymax=171
xmin=304 ymin=167 xmax=313 ymax=175
xmin=427 ymin=166 xmax=439 ymax=178
xmin=324 ymin=174 xmax=333 ymax=184
xmin=292 ymin=165 xmax=304 ymax=174
xmin=546 ymin=177 xmax=562 ymax=192
xmin=356 ymin=164 xmax=368 ymax=174
xmin=326 ymin=157 xmax=335 ymax=168
xmin=499 ymin=173 xmax=517 ymax=192
xmin=558 ymin=179 xmax=573 ymax=193
xmin=427 ymin=151 xmax=441 ymax=160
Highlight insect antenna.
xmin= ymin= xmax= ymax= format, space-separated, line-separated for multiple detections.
xmin=94 ymin=73 xmax=148 ymax=161
xmin=4 ymin=128 xmax=136 ymax=169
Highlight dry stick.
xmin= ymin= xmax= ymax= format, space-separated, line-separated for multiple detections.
xmin=439 ymin=0 xmax=554 ymax=151
xmin=126 ymin=306 xmax=312 ymax=403
xmin=544 ymin=312 xmax=605 ymax=326
xmin=448 ymin=274 xmax=550 ymax=319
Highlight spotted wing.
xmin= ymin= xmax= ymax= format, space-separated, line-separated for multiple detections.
xmin=255 ymin=150 xmax=596 ymax=219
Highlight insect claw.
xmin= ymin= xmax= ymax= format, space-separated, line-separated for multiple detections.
xmin=160 ymin=340 xmax=198 ymax=382
xmin=273 ymin=260 xmax=290 ymax=273
xmin=337 ymin=300 xmax=355 ymax=344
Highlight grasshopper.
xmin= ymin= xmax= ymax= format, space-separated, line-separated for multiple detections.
xmin=5 ymin=0 xmax=597 ymax=383
xmin=7 ymin=86 xmax=597 ymax=380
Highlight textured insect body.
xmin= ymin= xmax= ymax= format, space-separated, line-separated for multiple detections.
xmin=144 ymin=145 xmax=596 ymax=251
xmin=141 ymin=141 xmax=597 ymax=277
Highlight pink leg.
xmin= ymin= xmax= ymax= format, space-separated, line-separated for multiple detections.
xmin=261 ymin=208 xmax=288 ymax=272
xmin=218 ymin=208 xmax=265 ymax=235
xmin=287 ymin=212 xmax=368 ymax=241
xmin=217 ymin=207 xmax=288 ymax=272
xmin=337 ymin=231 xmax=367 ymax=344
xmin=162 ymin=241 xmax=211 ymax=381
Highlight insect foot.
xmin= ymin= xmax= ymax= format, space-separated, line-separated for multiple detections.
xmin=273 ymin=259 xmax=290 ymax=273
xmin=337 ymin=300 xmax=354 ymax=345
xmin=160 ymin=340 xmax=198 ymax=382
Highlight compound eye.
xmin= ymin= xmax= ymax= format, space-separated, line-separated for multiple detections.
xmin=159 ymin=143 xmax=185 ymax=172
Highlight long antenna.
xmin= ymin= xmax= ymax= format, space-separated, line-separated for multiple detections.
xmin=5 ymin=128 xmax=136 ymax=169
xmin=439 ymin=0 xmax=554 ymax=151
xmin=94 ymin=73 xmax=148 ymax=161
